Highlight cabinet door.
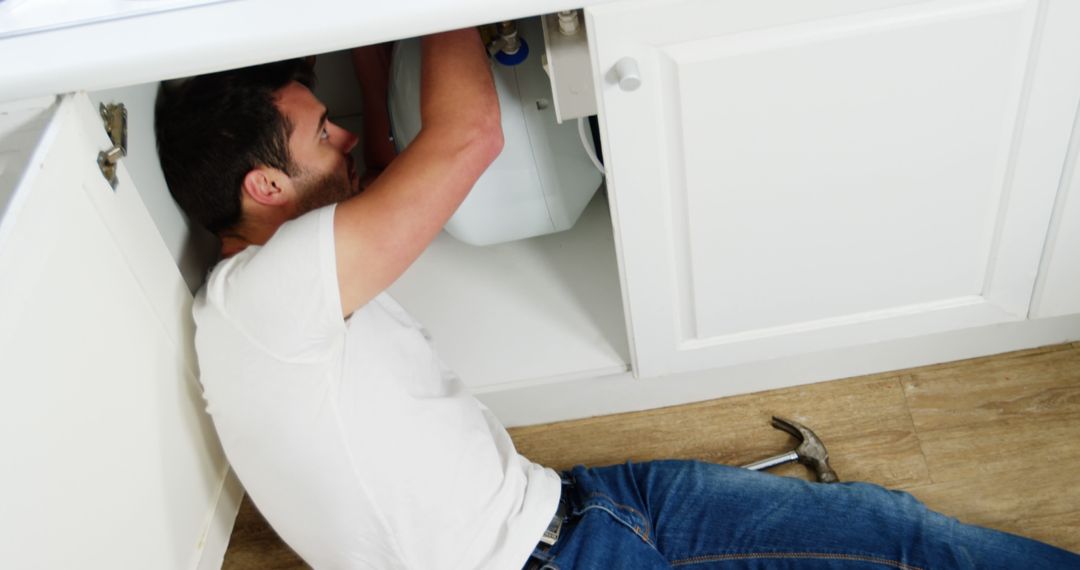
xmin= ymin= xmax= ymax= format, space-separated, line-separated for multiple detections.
xmin=1031 ymin=126 xmax=1080 ymax=318
xmin=0 ymin=94 xmax=227 ymax=568
xmin=588 ymin=0 xmax=1080 ymax=378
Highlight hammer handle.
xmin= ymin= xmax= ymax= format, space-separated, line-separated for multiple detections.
xmin=741 ymin=450 xmax=799 ymax=471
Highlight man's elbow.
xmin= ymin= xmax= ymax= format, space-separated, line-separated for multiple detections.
xmin=462 ymin=112 xmax=504 ymax=167
xmin=468 ymin=84 xmax=504 ymax=162
xmin=477 ymin=117 xmax=504 ymax=165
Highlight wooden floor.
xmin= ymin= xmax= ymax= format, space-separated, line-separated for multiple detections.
xmin=221 ymin=342 xmax=1080 ymax=568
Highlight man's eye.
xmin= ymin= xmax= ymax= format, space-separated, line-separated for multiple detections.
xmin=320 ymin=127 xmax=330 ymax=141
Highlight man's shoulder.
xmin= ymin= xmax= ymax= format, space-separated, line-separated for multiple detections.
xmin=196 ymin=246 xmax=260 ymax=312
xmin=202 ymin=205 xmax=335 ymax=302
xmin=194 ymin=205 xmax=345 ymax=361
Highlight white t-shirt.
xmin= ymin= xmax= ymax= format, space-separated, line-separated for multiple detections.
xmin=193 ymin=205 xmax=561 ymax=569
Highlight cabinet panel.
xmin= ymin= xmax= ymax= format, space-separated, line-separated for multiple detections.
xmin=1032 ymin=113 xmax=1080 ymax=318
xmin=0 ymin=96 xmax=57 ymax=226
xmin=0 ymin=94 xmax=227 ymax=568
xmin=589 ymin=0 xmax=1080 ymax=377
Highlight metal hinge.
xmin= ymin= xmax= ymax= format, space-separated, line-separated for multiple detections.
xmin=97 ymin=102 xmax=127 ymax=190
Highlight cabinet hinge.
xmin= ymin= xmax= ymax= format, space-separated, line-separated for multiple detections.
xmin=97 ymin=103 xmax=128 ymax=190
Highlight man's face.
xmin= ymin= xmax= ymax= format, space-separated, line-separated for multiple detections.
xmin=274 ymin=81 xmax=361 ymax=214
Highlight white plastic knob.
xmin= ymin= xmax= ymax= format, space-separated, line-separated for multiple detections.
xmin=613 ymin=57 xmax=641 ymax=91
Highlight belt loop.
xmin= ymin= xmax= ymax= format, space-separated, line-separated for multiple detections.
xmin=527 ymin=476 xmax=575 ymax=570
xmin=539 ymin=475 xmax=574 ymax=547
xmin=540 ymin=486 xmax=570 ymax=546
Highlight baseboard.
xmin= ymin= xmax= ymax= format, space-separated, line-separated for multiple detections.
xmin=195 ymin=466 xmax=244 ymax=570
xmin=478 ymin=314 xmax=1080 ymax=427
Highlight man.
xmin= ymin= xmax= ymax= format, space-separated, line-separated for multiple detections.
xmin=156 ymin=28 xmax=1079 ymax=569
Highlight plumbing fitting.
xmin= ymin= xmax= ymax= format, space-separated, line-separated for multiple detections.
xmin=490 ymin=20 xmax=530 ymax=66
xmin=557 ymin=10 xmax=580 ymax=36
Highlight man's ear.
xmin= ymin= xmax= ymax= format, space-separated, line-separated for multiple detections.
xmin=241 ymin=167 xmax=292 ymax=206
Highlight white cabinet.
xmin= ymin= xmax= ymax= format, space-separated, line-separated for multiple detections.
xmin=587 ymin=0 xmax=1080 ymax=378
xmin=0 ymin=1 xmax=1075 ymax=416
xmin=2 ymin=6 xmax=1080 ymax=566
xmin=1032 ymin=121 xmax=1080 ymax=318
xmin=0 ymin=94 xmax=234 ymax=569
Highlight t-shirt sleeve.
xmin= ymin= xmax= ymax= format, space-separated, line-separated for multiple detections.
xmin=202 ymin=205 xmax=345 ymax=361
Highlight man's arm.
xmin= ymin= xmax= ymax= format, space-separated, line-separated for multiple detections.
xmin=333 ymin=28 xmax=503 ymax=316
xmin=351 ymin=43 xmax=397 ymax=185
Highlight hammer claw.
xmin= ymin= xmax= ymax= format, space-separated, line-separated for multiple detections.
xmin=770 ymin=416 xmax=803 ymax=439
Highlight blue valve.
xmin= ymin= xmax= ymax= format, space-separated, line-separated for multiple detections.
xmin=495 ymin=38 xmax=529 ymax=66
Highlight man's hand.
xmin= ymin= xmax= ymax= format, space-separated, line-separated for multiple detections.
xmin=333 ymin=28 xmax=503 ymax=317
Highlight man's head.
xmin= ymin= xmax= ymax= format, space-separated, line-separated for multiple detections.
xmin=271 ymin=81 xmax=361 ymax=217
xmin=155 ymin=59 xmax=360 ymax=239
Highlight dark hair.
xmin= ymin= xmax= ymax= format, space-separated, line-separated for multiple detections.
xmin=154 ymin=59 xmax=315 ymax=233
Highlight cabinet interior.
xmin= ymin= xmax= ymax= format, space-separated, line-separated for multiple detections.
xmin=85 ymin=37 xmax=629 ymax=394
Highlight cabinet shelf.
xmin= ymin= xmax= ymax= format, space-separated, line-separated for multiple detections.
xmin=389 ymin=190 xmax=630 ymax=391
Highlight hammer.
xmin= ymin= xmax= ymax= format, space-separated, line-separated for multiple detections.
xmin=741 ymin=416 xmax=839 ymax=483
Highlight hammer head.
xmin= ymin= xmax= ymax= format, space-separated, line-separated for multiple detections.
xmin=770 ymin=416 xmax=839 ymax=483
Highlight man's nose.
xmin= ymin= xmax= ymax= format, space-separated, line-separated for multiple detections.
xmin=329 ymin=122 xmax=359 ymax=153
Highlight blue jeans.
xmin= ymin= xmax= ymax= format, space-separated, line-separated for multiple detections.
xmin=525 ymin=461 xmax=1079 ymax=569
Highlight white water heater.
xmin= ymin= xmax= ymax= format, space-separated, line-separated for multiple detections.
xmin=388 ymin=17 xmax=603 ymax=246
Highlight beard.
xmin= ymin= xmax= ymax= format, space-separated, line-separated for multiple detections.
xmin=293 ymin=160 xmax=360 ymax=216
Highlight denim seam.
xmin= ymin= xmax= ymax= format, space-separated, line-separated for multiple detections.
xmin=578 ymin=490 xmax=654 ymax=544
xmin=579 ymin=504 xmax=655 ymax=545
xmin=670 ymin=551 xmax=924 ymax=569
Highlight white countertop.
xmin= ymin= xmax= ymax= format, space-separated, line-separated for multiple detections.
xmin=0 ymin=0 xmax=614 ymax=103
